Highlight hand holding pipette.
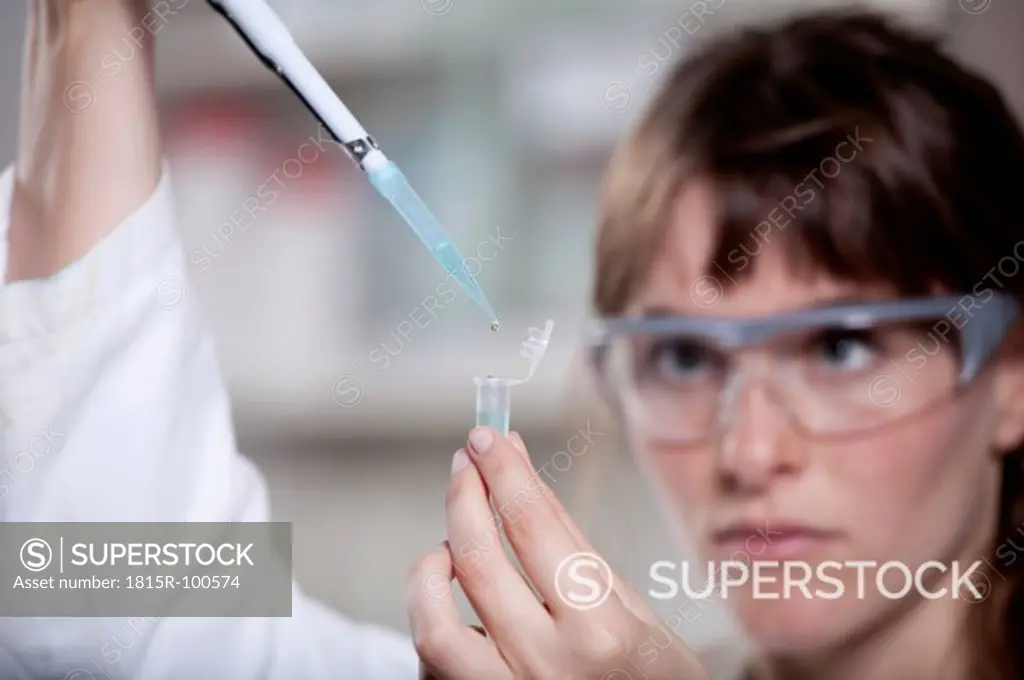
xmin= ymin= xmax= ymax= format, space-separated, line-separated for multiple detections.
xmin=205 ymin=0 xmax=500 ymax=329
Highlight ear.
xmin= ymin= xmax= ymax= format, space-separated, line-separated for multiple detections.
xmin=991 ymin=331 xmax=1024 ymax=453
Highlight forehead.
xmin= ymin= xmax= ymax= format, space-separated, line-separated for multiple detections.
xmin=632 ymin=178 xmax=887 ymax=317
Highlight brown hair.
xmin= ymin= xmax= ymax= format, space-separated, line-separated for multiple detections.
xmin=593 ymin=9 xmax=1024 ymax=678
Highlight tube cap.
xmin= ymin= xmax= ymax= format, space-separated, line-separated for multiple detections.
xmin=517 ymin=319 xmax=554 ymax=383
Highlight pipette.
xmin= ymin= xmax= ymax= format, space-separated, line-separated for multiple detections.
xmin=205 ymin=0 xmax=500 ymax=330
xmin=474 ymin=320 xmax=554 ymax=435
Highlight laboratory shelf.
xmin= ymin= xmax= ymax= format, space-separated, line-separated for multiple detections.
xmin=156 ymin=4 xmax=449 ymax=93
xmin=155 ymin=0 xmax=943 ymax=97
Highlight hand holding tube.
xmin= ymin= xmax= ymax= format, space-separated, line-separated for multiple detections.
xmin=408 ymin=429 xmax=709 ymax=680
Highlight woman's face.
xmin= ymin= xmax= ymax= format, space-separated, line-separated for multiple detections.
xmin=626 ymin=179 xmax=1020 ymax=654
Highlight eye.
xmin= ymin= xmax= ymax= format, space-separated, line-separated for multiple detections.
xmin=812 ymin=328 xmax=879 ymax=373
xmin=641 ymin=338 xmax=720 ymax=383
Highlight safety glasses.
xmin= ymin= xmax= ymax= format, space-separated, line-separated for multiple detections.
xmin=589 ymin=294 xmax=1020 ymax=443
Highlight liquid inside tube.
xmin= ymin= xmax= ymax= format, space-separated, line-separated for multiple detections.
xmin=476 ymin=408 xmax=510 ymax=433
xmin=474 ymin=375 xmax=511 ymax=436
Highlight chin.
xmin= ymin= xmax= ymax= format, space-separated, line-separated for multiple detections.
xmin=729 ymin=594 xmax=885 ymax=655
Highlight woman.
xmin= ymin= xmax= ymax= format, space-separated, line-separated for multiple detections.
xmin=406 ymin=10 xmax=1024 ymax=680
xmin=2 ymin=1 xmax=417 ymax=677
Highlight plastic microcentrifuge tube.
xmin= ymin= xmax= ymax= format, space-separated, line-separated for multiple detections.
xmin=473 ymin=320 xmax=555 ymax=436
xmin=475 ymin=376 xmax=512 ymax=433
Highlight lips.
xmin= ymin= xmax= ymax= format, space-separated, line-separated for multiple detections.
xmin=710 ymin=522 xmax=843 ymax=561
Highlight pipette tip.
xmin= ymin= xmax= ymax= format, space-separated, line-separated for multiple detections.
xmin=490 ymin=320 xmax=500 ymax=332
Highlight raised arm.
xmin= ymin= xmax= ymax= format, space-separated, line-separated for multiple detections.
xmin=0 ymin=2 xmax=418 ymax=677
xmin=8 ymin=0 xmax=160 ymax=282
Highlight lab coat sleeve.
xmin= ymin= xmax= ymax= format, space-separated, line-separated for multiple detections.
xmin=0 ymin=163 xmax=420 ymax=680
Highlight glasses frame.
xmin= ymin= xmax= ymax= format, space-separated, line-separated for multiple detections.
xmin=588 ymin=294 xmax=1020 ymax=421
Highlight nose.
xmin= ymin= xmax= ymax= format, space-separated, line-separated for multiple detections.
xmin=714 ymin=372 xmax=805 ymax=493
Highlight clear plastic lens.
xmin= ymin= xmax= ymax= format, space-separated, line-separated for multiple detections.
xmin=607 ymin=318 xmax=963 ymax=440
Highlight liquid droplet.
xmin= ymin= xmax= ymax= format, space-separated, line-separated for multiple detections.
xmin=490 ymin=321 xmax=500 ymax=332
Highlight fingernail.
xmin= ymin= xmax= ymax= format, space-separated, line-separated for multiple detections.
xmin=509 ymin=431 xmax=526 ymax=454
xmin=451 ymin=448 xmax=470 ymax=476
xmin=468 ymin=427 xmax=494 ymax=454
xmin=511 ymin=432 xmax=537 ymax=470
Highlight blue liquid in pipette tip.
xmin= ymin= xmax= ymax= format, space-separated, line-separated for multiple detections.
xmin=433 ymin=242 xmax=500 ymax=328
xmin=367 ymin=161 xmax=500 ymax=330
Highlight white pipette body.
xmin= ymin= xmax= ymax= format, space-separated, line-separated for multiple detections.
xmin=209 ymin=0 xmax=388 ymax=171
xmin=206 ymin=0 xmax=503 ymax=326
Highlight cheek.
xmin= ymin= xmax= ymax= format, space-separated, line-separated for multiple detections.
xmin=630 ymin=398 xmax=994 ymax=559
xmin=821 ymin=399 xmax=994 ymax=558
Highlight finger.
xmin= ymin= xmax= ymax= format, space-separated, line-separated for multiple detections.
xmin=509 ymin=431 xmax=646 ymax=619
xmin=466 ymin=428 xmax=592 ymax=616
xmin=508 ymin=431 xmax=595 ymax=552
xmin=508 ymin=431 xmax=529 ymax=458
xmin=406 ymin=542 xmax=510 ymax=680
xmin=418 ymin=627 xmax=496 ymax=680
xmin=447 ymin=448 xmax=554 ymax=652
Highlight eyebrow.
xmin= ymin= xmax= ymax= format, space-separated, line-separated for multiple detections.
xmin=799 ymin=294 xmax=893 ymax=310
xmin=636 ymin=305 xmax=686 ymax=318
xmin=636 ymin=293 xmax=895 ymax=319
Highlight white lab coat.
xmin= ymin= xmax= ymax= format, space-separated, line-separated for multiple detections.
xmin=0 ymin=163 xmax=419 ymax=679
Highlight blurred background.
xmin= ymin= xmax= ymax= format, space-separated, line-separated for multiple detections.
xmin=0 ymin=0 xmax=1021 ymax=652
